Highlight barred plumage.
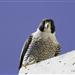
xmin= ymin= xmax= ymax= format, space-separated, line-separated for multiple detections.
xmin=19 ymin=19 xmax=61 ymax=69
xmin=22 ymin=37 xmax=60 ymax=66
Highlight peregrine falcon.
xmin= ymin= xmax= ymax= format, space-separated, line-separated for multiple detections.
xmin=19 ymin=19 xmax=61 ymax=70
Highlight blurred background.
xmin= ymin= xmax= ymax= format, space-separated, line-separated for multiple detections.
xmin=0 ymin=0 xmax=75 ymax=74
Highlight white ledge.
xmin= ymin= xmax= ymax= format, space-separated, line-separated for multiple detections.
xmin=19 ymin=50 xmax=75 ymax=74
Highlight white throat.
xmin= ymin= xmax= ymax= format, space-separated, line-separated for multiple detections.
xmin=32 ymin=29 xmax=59 ymax=44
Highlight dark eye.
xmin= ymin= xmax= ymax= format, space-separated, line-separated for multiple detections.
xmin=51 ymin=21 xmax=55 ymax=33
xmin=39 ymin=22 xmax=45 ymax=32
xmin=47 ymin=24 xmax=49 ymax=28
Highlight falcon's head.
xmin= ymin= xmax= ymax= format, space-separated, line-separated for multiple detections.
xmin=39 ymin=19 xmax=55 ymax=34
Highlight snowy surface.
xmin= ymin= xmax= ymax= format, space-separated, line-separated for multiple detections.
xmin=19 ymin=50 xmax=75 ymax=74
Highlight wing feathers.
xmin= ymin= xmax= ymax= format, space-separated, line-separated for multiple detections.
xmin=19 ymin=35 xmax=32 ymax=69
